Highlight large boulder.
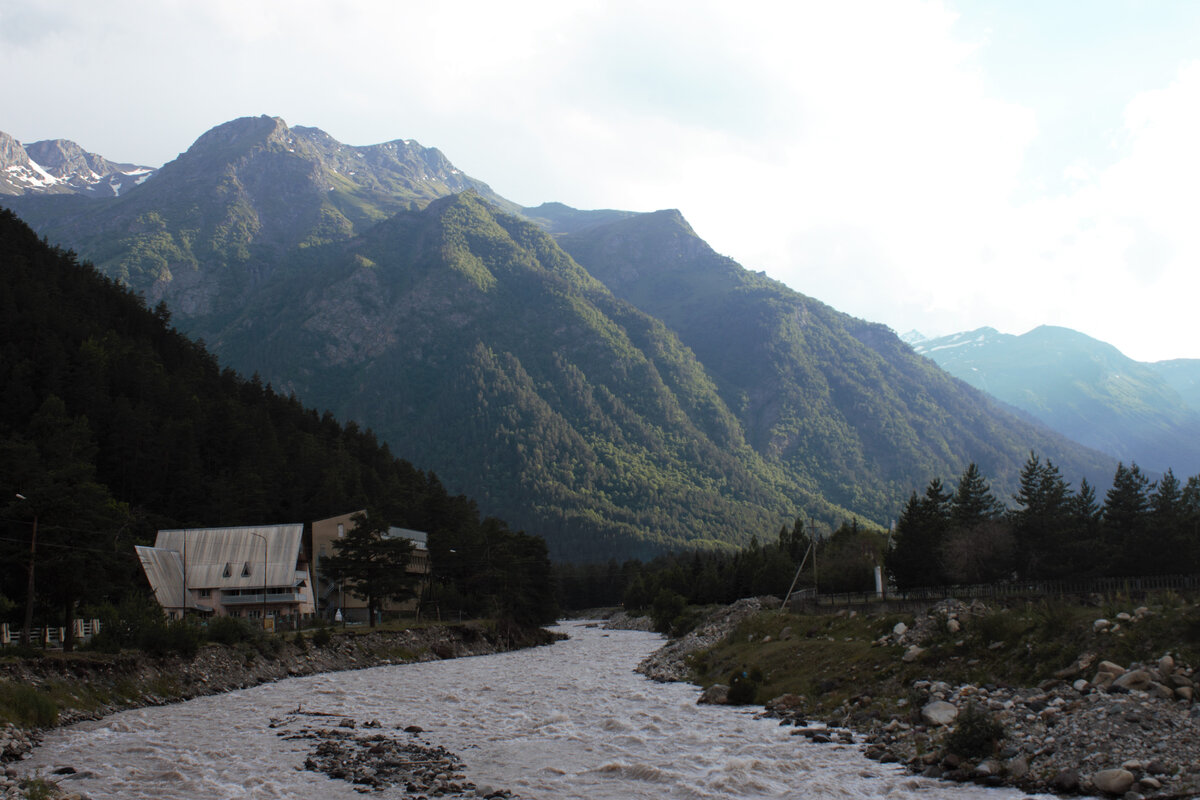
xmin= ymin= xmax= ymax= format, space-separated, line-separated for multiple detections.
xmin=1091 ymin=768 xmax=1135 ymax=795
xmin=920 ymin=700 xmax=959 ymax=726
xmin=698 ymin=684 xmax=730 ymax=705
xmin=1111 ymin=669 xmax=1152 ymax=692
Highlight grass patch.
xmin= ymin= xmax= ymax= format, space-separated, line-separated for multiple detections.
xmin=689 ymin=594 xmax=1200 ymax=722
xmin=0 ymin=681 xmax=58 ymax=727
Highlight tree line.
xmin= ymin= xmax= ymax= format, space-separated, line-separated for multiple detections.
xmin=555 ymin=516 xmax=888 ymax=628
xmin=888 ymin=456 xmax=1200 ymax=588
xmin=554 ymin=455 xmax=1200 ymax=622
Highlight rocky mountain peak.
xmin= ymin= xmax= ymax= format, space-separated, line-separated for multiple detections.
xmin=0 ymin=131 xmax=155 ymax=197
xmin=0 ymin=130 xmax=68 ymax=195
xmin=23 ymin=138 xmax=92 ymax=175
xmin=180 ymin=115 xmax=293 ymax=162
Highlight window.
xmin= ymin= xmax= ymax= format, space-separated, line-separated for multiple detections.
xmin=199 ymin=589 xmax=211 ymax=598
xmin=222 ymin=563 xmax=232 ymax=578
xmin=337 ymin=523 xmax=345 ymax=538
xmin=242 ymin=562 xmax=252 ymax=577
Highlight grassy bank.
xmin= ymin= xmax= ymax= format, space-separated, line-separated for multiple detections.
xmin=687 ymin=591 xmax=1200 ymax=721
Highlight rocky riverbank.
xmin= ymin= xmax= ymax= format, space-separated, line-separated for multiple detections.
xmin=0 ymin=623 xmax=560 ymax=770
xmin=628 ymin=596 xmax=1200 ymax=798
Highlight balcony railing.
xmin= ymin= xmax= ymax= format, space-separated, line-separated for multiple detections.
xmin=221 ymin=591 xmax=304 ymax=606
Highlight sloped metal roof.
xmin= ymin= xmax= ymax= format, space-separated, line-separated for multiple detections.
xmin=155 ymin=524 xmax=305 ymax=589
xmin=135 ymin=545 xmax=186 ymax=609
xmin=390 ymin=527 xmax=428 ymax=547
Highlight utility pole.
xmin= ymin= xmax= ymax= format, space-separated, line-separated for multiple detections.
xmin=16 ymin=494 xmax=37 ymax=647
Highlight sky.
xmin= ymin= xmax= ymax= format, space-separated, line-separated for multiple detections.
xmin=2 ymin=0 xmax=1198 ymax=362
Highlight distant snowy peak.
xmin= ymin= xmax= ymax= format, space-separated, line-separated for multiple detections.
xmin=899 ymin=329 xmax=927 ymax=346
xmin=909 ymin=327 xmax=1005 ymax=358
xmin=0 ymin=130 xmax=156 ymax=197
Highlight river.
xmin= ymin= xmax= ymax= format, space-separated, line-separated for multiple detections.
xmin=20 ymin=621 xmax=1049 ymax=799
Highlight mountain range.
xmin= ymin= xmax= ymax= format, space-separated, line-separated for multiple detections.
xmin=0 ymin=130 xmax=155 ymax=197
xmin=0 ymin=115 xmax=1116 ymax=559
xmin=908 ymin=327 xmax=1200 ymax=475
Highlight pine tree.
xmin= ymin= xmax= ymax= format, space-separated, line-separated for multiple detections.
xmin=950 ymin=463 xmax=1004 ymax=527
xmin=1103 ymin=462 xmax=1151 ymax=574
xmin=887 ymin=479 xmax=951 ymax=590
xmin=1011 ymin=453 xmax=1072 ymax=579
xmin=319 ymin=510 xmax=416 ymax=627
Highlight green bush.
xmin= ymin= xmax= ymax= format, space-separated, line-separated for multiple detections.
xmin=84 ymin=594 xmax=172 ymax=653
xmin=293 ymin=631 xmax=308 ymax=651
xmin=651 ymin=589 xmax=686 ymax=635
xmin=944 ymin=702 xmax=1005 ymax=759
xmin=311 ymin=626 xmax=333 ymax=648
xmin=727 ymin=666 xmax=761 ymax=705
xmin=205 ymin=616 xmax=257 ymax=646
xmin=18 ymin=776 xmax=58 ymax=800
xmin=138 ymin=621 xmax=201 ymax=658
xmin=253 ymin=634 xmax=283 ymax=659
xmin=0 ymin=681 xmax=58 ymax=727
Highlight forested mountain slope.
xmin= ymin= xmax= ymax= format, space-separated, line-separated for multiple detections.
xmin=1 ymin=117 xmax=1118 ymax=559
xmin=206 ymin=192 xmax=846 ymax=559
xmin=0 ymin=208 xmax=523 ymax=613
xmin=557 ymin=209 xmax=1115 ymax=517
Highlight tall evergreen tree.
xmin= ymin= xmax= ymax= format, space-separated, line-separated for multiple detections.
xmin=1011 ymin=453 xmax=1072 ymax=579
xmin=319 ymin=510 xmax=417 ymax=627
xmin=1104 ymin=462 xmax=1151 ymax=575
xmin=1148 ymin=469 xmax=1186 ymax=574
xmin=887 ymin=479 xmax=952 ymax=589
xmin=950 ymin=463 xmax=1004 ymax=527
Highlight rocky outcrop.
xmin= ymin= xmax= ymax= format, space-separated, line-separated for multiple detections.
xmin=600 ymin=610 xmax=657 ymax=632
xmin=635 ymin=597 xmax=778 ymax=682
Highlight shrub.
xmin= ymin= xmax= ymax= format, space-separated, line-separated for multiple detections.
xmin=138 ymin=621 xmax=201 ymax=658
xmin=293 ymin=631 xmax=308 ymax=651
xmin=253 ymin=634 xmax=283 ymax=659
xmin=19 ymin=777 xmax=58 ymax=800
xmin=944 ymin=702 xmax=1005 ymax=759
xmin=727 ymin=666 xmax=761 ymax=705
xmin=0 ymin=681 xmax=58 ymax=727
xmin=84 ymin=594 xmax=172 ymax=653
xmin=651 ymin=589 xmax=686 ymax=635
xmin=205 ymin=616 xmax=257 ymax=646
xmin=311 ymin=626 xmax=333 ymax=648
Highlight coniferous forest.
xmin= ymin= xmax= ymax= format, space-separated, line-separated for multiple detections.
xmin=0 ymin=209 xmax=557 ymax=637
xmin=888 ymin=458 xmax=1200 ymax=589
xmin=556 ymin=457 xmax=1200 ymax=623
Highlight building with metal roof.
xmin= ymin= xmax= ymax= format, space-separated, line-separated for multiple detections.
xmin=135 ymin=524 xmax=316 ymax=623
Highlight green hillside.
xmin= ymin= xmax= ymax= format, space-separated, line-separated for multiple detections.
xmin=912 ymin=326 xmax=1200 ymax=475
xmin=210 ymin=192 xmax=851 ymax=559
xmin=557 ymin=210 xmax=1115 ymax=516
xmin=0 ymin=208 xmax=556 ymax=633
xmin=1 ymin=117 xmax=1121 ymax=560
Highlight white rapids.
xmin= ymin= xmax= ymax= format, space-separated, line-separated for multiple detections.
xmin=20 ymin=621 xmax=1050 ymax=799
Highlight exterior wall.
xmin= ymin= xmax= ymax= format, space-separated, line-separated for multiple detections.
xmin=139 ymin=525 xmax=316 ymax=621
xmin=311 ymin=511 xmax=431 ymax=622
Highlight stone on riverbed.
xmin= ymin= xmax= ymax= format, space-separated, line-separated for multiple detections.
xmin=920 ymin=700 xmax=958 ymax=726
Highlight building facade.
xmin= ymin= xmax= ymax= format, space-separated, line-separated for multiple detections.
xmin=310 ymin=511 xmax=431 ymax=623
xmin=135 ymin=524 xmax=316 ymax=623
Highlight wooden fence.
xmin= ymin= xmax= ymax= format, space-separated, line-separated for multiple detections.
xmin=792 ymin=573 xmax=1200 ymax=612
xmin=1 ymin=619 xmax=101 ymax=648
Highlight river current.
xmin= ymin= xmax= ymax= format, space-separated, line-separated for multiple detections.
xmin=21 ymin=621 xmax=1048 ymax=799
